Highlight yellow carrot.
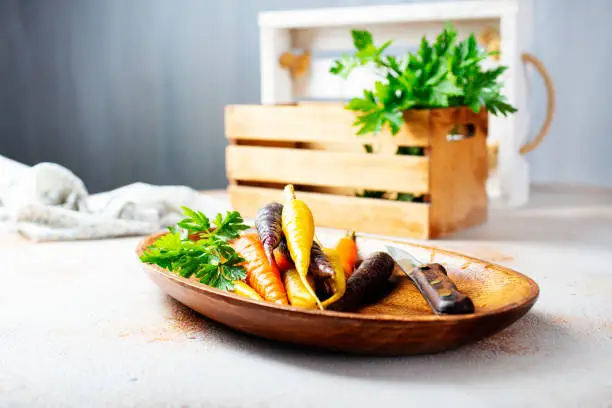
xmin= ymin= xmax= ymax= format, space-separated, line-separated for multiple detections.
xmin=321 ymin=248 xmax=346 ymax=308
xmin=231 ymin=280 xmax=264 ymax=301
xmin=283 ymin=268 xmax=317 ymax=308
xmin=281 ymin=184 xmax=322 ymax=309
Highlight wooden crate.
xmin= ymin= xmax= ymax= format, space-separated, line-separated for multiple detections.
xmin=225 ymin=103 xmax=488 ymax=239
xmin=257 ymin=1 xmax=540 ymax=207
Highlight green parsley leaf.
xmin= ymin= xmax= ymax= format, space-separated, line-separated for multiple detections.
xmin=329 ymin=54 xmax=359 ymax=79
xmin=354 ymin=110 xmax=384 ymax=135
xmin=139 ymin=207 xmax=250 ymax=291
xmin=431 ymin=79 xmax=463 ymax=102
xmin=381 ymin=110 xmax=404 ymax=134
xmin=356 ymin=190 xmax=386 ymax=199
xmin=396 ymin=193 xmax=416 ymax=202
xmin=374 ymin=81 xmax=392 ymax=105
xmin=213 ymin=211 xmax=250 ymax=240
xmin=177 ymin=206 xmax=210 ymax=233
xmin=396 ymin=146 xmax=424 ymax=156
xmin=377 ymin=40 xmax=393 ymax=57
xmin=346 ymin=96 xmax=378 ymax=112
xmin=352 ymin=29 xmax=373 ymax=50
xmin=151 ymin=230 xmax=182 ymax=251
xmin=355 ymin=44 xmax=379 ymax=62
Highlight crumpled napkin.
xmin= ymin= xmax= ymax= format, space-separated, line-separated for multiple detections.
xmin=0 ymin=155 xmax=221 ymax=241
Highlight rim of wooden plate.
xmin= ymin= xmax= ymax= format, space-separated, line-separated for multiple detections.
xmin=136 ymin=231 xmax=540 ymax=323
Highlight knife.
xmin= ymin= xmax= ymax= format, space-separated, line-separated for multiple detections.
xmin=386 ymin=246 xmax=475 ymax=315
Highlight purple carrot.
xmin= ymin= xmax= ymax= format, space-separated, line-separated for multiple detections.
xmin=254 ymin=202 xmax=283 ymax=265
xmin=278 ymin=237 xmax=333 ymax=280
xmin=327 ymin=252 xmax=394 ymax=312
xmin=277 ymin=236 xmax=292 ymax=262
xmin=309 ymin=241 xmax=336 ymax=295
xmin=309 ymin=241 xmax=334 ymax=279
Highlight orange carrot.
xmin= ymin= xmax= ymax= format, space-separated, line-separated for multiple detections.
xmin=335 ymin=230 xmax=358 ymax=278
xmin=273 ymin=237 xmax=294 ymax=272
xmin=231 ymin=233 xmax=288 ymax=305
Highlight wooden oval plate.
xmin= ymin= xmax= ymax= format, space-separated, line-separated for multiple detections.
xmin=136 ymin=230 xmax=539 ymax=356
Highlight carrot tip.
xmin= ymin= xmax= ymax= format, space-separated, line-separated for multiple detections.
xmin=298 ymin=271 xmax=323 ymax=310
xmin=283 ymin=184 xmax=296 ymax=201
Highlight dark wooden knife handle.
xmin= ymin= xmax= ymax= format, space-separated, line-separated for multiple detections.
xmin=409 ymin=263 xmax=474 ymax=315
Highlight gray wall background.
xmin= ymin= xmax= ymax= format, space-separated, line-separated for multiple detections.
xmin=0 ymin=0 xmax=610 ymax=193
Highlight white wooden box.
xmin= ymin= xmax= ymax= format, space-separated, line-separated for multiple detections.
xmin=258 ymin=0 xmax=553 ymax=207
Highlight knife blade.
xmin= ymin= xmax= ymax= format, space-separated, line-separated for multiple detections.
xmin=386 ymin=246 xmax=474 ymax=315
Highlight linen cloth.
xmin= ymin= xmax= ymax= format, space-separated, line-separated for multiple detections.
xmin=0 ymin=155 xmax=214 ymax=241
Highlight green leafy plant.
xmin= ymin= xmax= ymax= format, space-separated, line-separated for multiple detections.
xmin=330 ymin=23 xmax=517 ymax=137
xmin=140 ymin=207 xmax=250 ymax=291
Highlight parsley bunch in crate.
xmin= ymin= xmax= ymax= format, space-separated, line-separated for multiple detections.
xmin=330 ymin=23 xmax=517 ymax=136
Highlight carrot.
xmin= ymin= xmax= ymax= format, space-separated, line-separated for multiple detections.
xmin=327 ymin=252 xmax=394 ymax=312
xmin=273 ymin=236 xmax=294 ymax=272
xmin=254 ymin=202 xmax=284 ymax=269
xmin=309 ymin=241 xmax=336 ymax=296
xmin=283 ymin=268 xmax=317 ymax=308
xmin=278 ymin=232 xmax=335 ymax=295
xmin=309 ymin=241 xmax=335 ymax=280
xmin=231 ymin=281 xmax=264 ymax=301
xmin=231 ymin=233 xmax=288 ymax=305
xmin=281 ymin=184 xmax=322 ymax=309
xmin=320 ymin=248 xmax=346 ymax=308
xmin=335 ymin=230 xmax=358 ymax=278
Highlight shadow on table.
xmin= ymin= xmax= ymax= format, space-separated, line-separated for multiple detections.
xmin=444 ymin=206 xmax=612 ymax=246
xmin=165 ymin=297 xmax=581 ymax=384
xmin=433 ymin=185 xmax=612 ymax=245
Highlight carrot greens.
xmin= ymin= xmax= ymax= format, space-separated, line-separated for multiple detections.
xmin=139 ymin=207 xmax=250 ymax=291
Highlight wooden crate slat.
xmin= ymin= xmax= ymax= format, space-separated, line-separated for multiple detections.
xmin=225 ymin=103 xmax=429 ymax=146
xmin=226 ymin=145 xmax=430 ymax=194
xmin=229 ymin=185 xmax=430 ymax=239
xmin=290 ymin=20 xmax=500 ymax=51
xmin=258 ymin=2 xmax=516 ymax=29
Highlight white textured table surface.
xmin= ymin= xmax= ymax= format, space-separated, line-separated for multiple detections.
xmin=1 ymin=186 xmax=611 ymax=408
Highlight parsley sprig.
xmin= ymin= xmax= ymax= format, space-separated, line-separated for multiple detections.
xmin=330 ymin=23 xmax=517 ymax=136
xmin=140 ymin=207 xmax=250 ymax=291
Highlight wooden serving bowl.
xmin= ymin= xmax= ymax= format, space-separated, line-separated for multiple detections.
xmin=136 ymin=231 xmax=539 ymax=356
